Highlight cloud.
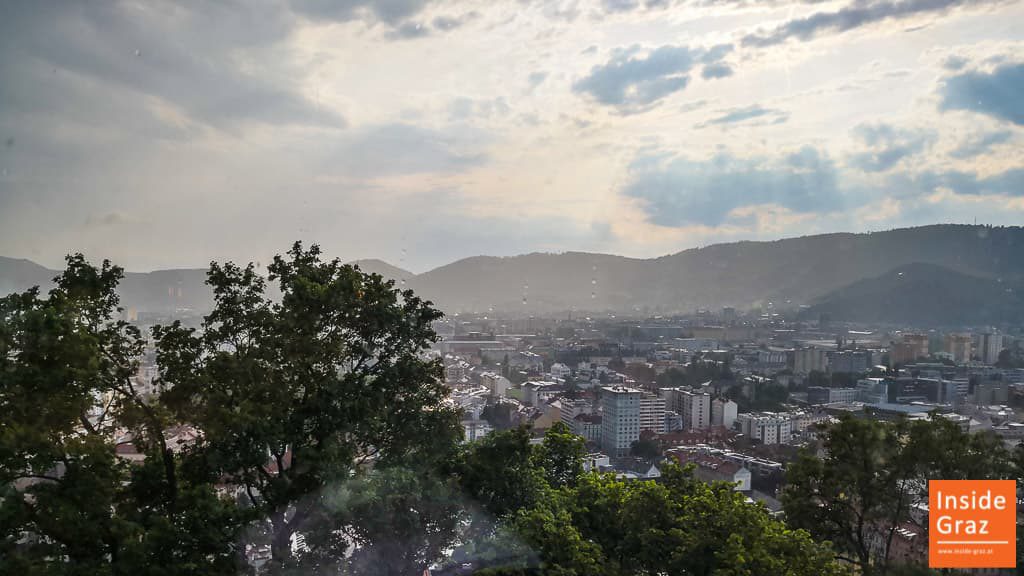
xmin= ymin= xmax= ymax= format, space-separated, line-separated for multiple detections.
xmin=949 ymin=130 xmax=1013 ymax=158
xmin=327 ymin=124 xmax=488 ymax=177
xmin=742 ymin=0 xmax=1005 ymax=48
xmin=432 ymin=12 xmax=479 ymax=30
xmin=680 ymin=99 xmax=709 ymax=113
xmin=527 ymin=71 xmax=549 ymax=91
xmin=702 ymin=104 xmax=788 ymax=126
xmin=701 ymin=62 xmax=734 ymax=79
xmin=848 ymin=123 xmax=935 ymax=172
xmin=602 ymin=0 xmax=642 ymax=11
xmin=939 ymin=62 xmax=1024 ymax=125
xmin=917 ymin=167 xmax=1024 ymax=196
xmin=573 ymin=44 xmax=732 ymax=114
xmin=389 ymin=21 xmax=432 ymax=39
xmin=84 ymin=212 xmax=146 ymax=228
xmin=943 ymin=55 xmax=969 ymax=70
xmin=621 ymin=146 xmax=842 ymax=226
xmin=288 ymin=0 xmax=434 ymax=26
xmin=0 ymin=3 xmax=341 ymax=131
xmin=447 ymin=97 xmax=511 ymax=122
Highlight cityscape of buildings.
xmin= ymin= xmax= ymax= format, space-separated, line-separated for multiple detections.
xmin=437 ymin=309 xmax=1024 ymax=556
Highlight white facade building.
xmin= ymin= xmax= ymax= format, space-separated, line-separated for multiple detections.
xmin=737 ymin=412 xmax=793 ymax=445
xmin=462 ymin=419 xmax=493 ymax=442
xmin=550 ymin=362 xmax=572 ymax=380
xmin=480 ymin=372 xmax=511 ymax=397
xmin=601 ymin=386 xmax=641 ymax=457
xmin=711 ymin=398 xmax=738 ymax=429
xmin=679 ymin=390 xmax=711 ymax=430
xmin=640 ymin=394 xmax=667 ymax=434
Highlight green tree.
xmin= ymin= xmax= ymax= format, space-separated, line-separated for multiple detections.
xmin=533 ymin=423 xmax=585 ymax=490
xmin=455 ymin=427 xmax=547 ymax=521
xmin=0 ymin=256 xmax=242 ymax=576
xmin=294 ymin=468 xmax=465 ymax=575
xmin=783 ymin=414 xmax=1015 ymax=574
xmin=557 ymin=464 xmax=844 ymax=576
xmin=152 ymin=243 xmax=461 ymax=573
xmin=629 ymin=437 xmax=661 ymax=462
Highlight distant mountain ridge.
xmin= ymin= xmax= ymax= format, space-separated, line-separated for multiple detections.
xmin=2 ymin=225 xmax=1022 ymax=323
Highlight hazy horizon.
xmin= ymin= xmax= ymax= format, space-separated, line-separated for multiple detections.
xmin=2 ymin=222 xmax=1015 ymax=275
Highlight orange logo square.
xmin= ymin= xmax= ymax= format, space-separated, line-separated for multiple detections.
xmin=929 ymin=480 xmax=1016 ymax=568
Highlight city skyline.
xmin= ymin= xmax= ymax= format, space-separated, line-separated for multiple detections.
xmin=1 ymin=1 xmax=1023 ymax=272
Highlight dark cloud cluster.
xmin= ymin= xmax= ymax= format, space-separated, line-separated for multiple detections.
xmin=701 ymin=62 xmax=735 ymax=79
xmin=742 ymin=0 xmax=1005 ymax=47
xmin=572 ymin=44 xmax=733 ymax=113
xmin=917 ymin=167 xmax=1024 ymax=196
xmin=949 ymin=130 xmax=1014 ymax=158
xmin=940 ymin=62 xmax=1024 ymax=125
xmin=701 ymin=104 xmax=789 ymax=127
xmin=289 ymin=0 xmax=433 ymax=25
xmin=621 ymin=147 xmax=841 ymax=226
xmin=849 ymin=123 xmax=935 ymax=172
xmin=0 ymin=2 xmax=342 ymax=132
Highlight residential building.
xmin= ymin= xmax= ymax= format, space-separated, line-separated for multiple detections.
xmin=670 ymin=451 xmax=751 ymax=491
xmin=736 ymin=412 xmax=793 ymax=445
xmin=601 ymin=386 xmax=641 ymax=457
xmin=943 ymin=333 xmax=972 ymax=364
xmin=977 ymin=332 xmax=1004 ymax=365
xmin=664 ymin=410 xmax=683 ymax=432
xmin=856 ymin=378 xmax=889 ymax=404
xmin=462 ymin=419 xmax=493 ymax=442
xmin=522 ymin=381 xmax=561 ymax=406
xmin=711 ymin=398 xmax=738 ymax=429
xmin=827 ymin=350 xmax=872 ymax=374
xmin=479 ymin=372 xmax=511 ymax=397
xmin=974 ymin=380 xmax=1009 ymax=405
xmin=550 ymin=362 xmax=572 ymax=380
xmin=583 ymin=453 xmax=610 ymax=473
xmin=793 ymin=347 xmax=828 ymax=375
xmin=559 ymin=398 xmax=592 ymax=426
xmin=678 ymin=389 xmax=711 ymax=430
xmin=807 ymin=386 xmax=859 ymax=405
xmin=571 ymin=414 xmax=603 ymax=444
xmin=903 ymin=334 xmax=930 ymax=360
xmin=640 ymin=394 xmax=666 ymax=434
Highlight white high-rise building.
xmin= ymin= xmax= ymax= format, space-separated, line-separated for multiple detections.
xmin=640 ymin=394 xmax=666 ymax=434
xmin=601 ymin=386 xmax=641 ymax=457
xmin=711 ymin=398 xmax=738 ymax=429
xmin=659 ymin=387 xmax=711 ymax=430
xmin=978 ymin=333 xmax=1004 ymax=365
xmin=680 ymin=390 xmax=711 ymax=430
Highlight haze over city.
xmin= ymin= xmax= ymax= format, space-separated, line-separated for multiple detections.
xmin=2 ymin=0 xmax=1023 ymax=272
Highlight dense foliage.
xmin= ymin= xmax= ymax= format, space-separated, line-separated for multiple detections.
xmin=0 ymin=247 xmax=874 ymax=575
xmin=783 ymin=414 xmax=1022 ymax=575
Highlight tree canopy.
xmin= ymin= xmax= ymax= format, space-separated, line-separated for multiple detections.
xmin=783 ymin=414 xmax=1019 ymax=574
xmin=0 ymin=246 xmax=883 ymax=576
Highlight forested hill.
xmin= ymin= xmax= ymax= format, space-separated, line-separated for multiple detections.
xmin=2 ymin=225 xmax=1021 ymax=317
xmin=803 ymin=262 xmax=1024 ymax=326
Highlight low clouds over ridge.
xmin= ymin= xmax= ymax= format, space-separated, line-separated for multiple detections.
xmin=621 ymin=147 xmax=842 ymax=226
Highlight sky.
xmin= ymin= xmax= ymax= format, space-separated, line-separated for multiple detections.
xmin=0 ymin=0 xmax=1022 ymax=273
